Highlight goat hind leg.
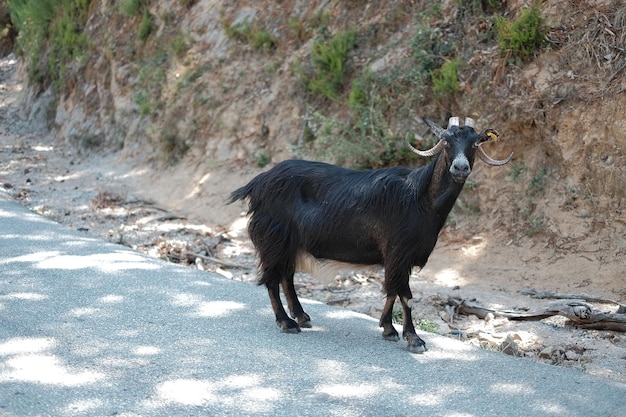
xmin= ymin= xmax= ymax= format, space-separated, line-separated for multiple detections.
xmin=265 ymin=278 xmax=301 ymax=333
xmin=379 ymin=295 xmax=400 ymax=341
xmin=281 ymin=276 xmax=311 ymax=328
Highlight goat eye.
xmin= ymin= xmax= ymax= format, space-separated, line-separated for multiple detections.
xmin=473 ymin=141 xmax=480 ymax=148
xmin=443 ymin=141 xmax=449 ymax=148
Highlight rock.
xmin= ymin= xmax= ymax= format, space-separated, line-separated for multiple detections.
xmin=565 ymin=350 xmax=580 ymax=361
xmin=501 ymin=334 xmax=520 ymax=356
xmin=539 ymin=346 xmax=555 ymax=359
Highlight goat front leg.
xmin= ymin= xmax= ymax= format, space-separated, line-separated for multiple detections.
xmin=399 ymin=291 xmax=427 ymax=354
xmin=379 ymin=295 xmax=400 ymax=341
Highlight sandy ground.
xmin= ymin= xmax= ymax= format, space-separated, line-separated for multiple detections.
xmin=2 ymin=55 xmax=625 ymax=384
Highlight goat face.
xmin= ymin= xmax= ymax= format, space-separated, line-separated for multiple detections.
xmin=440 ymin=124 xmax=480 ymax=183
xmin=409 ymin=116 xmax=513 ymax=184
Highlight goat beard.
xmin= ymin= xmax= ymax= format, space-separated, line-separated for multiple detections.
xmin=451 ymin=174 xmax=468 ymax=184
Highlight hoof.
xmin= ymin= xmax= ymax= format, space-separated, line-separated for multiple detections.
xmin=405 ymin=333 xmax=427 ymax=354
xmin=295 ymin=313 xmax=312 ymax=328
xmin=277 ymin=319 xmax=301 ymax=333
xmin=407 ymin=342 xmax=427 ymax=354
xmin=382 ymin=326 xmax=400 ymax=341
xmin=383 ymin=333 xmax=400 ymax=342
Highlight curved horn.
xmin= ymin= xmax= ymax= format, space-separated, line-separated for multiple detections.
xmin=406 ymin=133 xmax=446 ymax=157
xmin=421 ymin=117 xmax=446 ymax=139
xmin=448 ymin=116 xmax=460 ymax=127
xmin=465 ymin=117 xmax=475 ymax=128
xmin=477 ymin=146 xmax=514 ymax=166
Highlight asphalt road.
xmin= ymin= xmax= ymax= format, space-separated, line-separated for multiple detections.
xmin=1 ymin=195 xmax=625 ymax=417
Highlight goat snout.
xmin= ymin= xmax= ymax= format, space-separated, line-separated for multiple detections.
xmin=450 ymin=155 xmax=471 ymax=182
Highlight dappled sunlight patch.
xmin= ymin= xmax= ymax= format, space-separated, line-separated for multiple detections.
xmin=409 ymin=384 xmax=469 ymax=407
xmin=134 ymin=345 xmax=161 ymax=356
xmin=409 ymin=392 xmax=441 ymax=406
xmin=324 ymin=309 xmax=375 ymax=321
xmin=0 ymin=354 xmax=105 ymax=386
xmin=186 ymin=172 xmax=212 ymax=200
xmin=0 ymin=337 xmax=54 ymax=355
xmin=190 ymin=280 xmax=212 ymax=287
xmin=2 ymin=248 xmax=160 ymax=272
xmin=0 ymin=250 xmax=60 ymax=265
xmin=0 ymin=207 xmax=49 ymax=223
xmin=68 ymin=307 xmax=100 ymax=318
xmin=98 ymin=294 xmax=124 ymax=303
xmin=460 ymin=236 xmax=487 ymax=259
xmin=0 ymin=233 xmax=58 ymax=242
xmin=301 ymin=298 xmax=324 ymax=306
xmin=54 ymin=172 xmax=80 ymax=182
xmin=410 ymin=337 xmax=480 ymax=362
xmin=32 ymin=145 xmax=54 ymax=152
xmin=491 ymin=382 xmax=535 ymax=395
xmin=532 ymin=401 xmax=568 ymax=414
xmin=316 ymin=383 xmax=379 ymax=398
xmin=170 ymin=292 xmax=203 ymax=307
xmin=315 ymin=359 xmax=349 ymax=379
xmin=432 ymin=268 xmax=466 ymax=287
xmin=169 ymin=292 xmax=246 ymax=318
xmin=149 ymin=375 xmax=280 ymax=411
xmin=0 ymin=292 xmax=47 ymax=301
xmin=35 ymin=251 xmax=161 ymax=273
xmin=228 ymin=216 xmax=249 ymax=237
xmin=155 ymin=379 xmax=216 ymax=406
xmin=194 ymin=300 xmax=245 ymax=318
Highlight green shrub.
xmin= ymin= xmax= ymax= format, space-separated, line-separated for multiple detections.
xmin=255 ymin=149 xmax=271 ymax=168
xmin=431 ymin=58 xmax=461 ymax=98
xmin=171 ymin=31 xmax=190 ymax=59
xmin=134 ymin=89 xmax=151 ymax=116
xmin=224 ymin=18 xmax=251 ymax=42
xmin=303 ymin=84 xmax=411 ymax=169
xmin=160 ymin=131 xmax=189 ymax=163
xmin=250 ymin=28 xmax=276 ymax=51
xmin=495 ymin=2 xmax=547 ymax=59
xmin=9 ymin=0 xmax=91 ymax=90
xmin=138 ymin=10 xmax=154 ymax=41
xmin=455 ymin=0 xmax=504 ymax=17
xmin=348 ymin=76 xmax=369 ymax=110
xmin=307 ymin=30 xmax=357 ymax=100
xmin=119 ymin=0 xmax=144 ymax=17
xmin=224 ymin=18 xmax=277 ymax=52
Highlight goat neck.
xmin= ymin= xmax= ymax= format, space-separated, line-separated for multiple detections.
xmin=427 ymin=150 xmax=466 ymax=214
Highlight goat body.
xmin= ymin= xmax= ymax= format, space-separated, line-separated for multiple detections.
xmin=228 ymin=117 xmax=512 ymax=353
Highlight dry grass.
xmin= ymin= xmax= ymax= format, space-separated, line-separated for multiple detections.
xmin=554 ymin=3 xmax=626 ymax=98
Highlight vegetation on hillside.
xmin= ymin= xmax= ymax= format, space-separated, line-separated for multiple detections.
xmin=5 ymin=0 xmax=626 ymax=238
xmin=6 ymin=0 xmax=556 ymax=167
xmin=8 ymin=0 xmax=91 ymax=91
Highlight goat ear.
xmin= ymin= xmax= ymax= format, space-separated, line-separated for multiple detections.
xmin=422 ymin=117 xmax=446 ymax=139
xmin=478 ymin=128 xmax=500 ymax=143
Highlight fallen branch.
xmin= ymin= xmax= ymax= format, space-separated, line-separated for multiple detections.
xmin=448 ymin=297 xmax=626 ymax=332
xmin=520 ymin=288 xmax=626 ymax=313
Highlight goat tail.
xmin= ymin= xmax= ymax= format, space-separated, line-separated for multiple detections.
xmin=227 ymin=186 xmax=249 ymax=205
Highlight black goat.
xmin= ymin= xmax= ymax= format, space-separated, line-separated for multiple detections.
xmin=228 ymin=117 xmax=512 ymax=353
